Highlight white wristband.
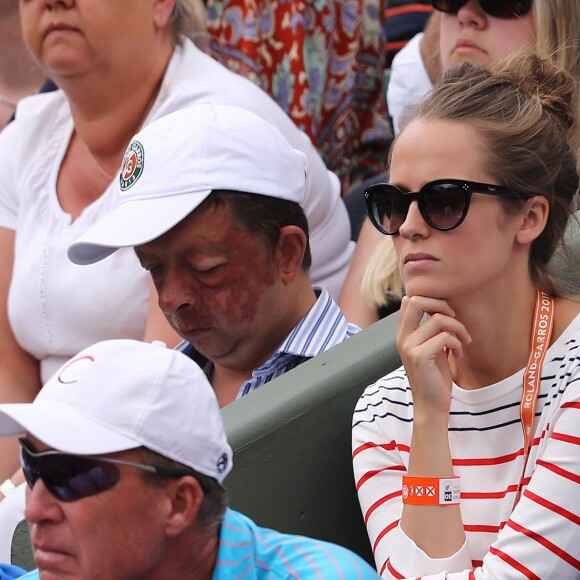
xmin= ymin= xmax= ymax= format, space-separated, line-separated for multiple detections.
xmin=0 ymin=478 xmax=16 ymax=498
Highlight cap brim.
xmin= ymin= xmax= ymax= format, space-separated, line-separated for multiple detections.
xmin=68 ymin=189 xmax=212 ymax=265
xmin=0 ymin=401 xmax=141 ymax=455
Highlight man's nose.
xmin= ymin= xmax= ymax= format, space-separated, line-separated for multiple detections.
xmin=25 ymin=479 xmax=65 ymax=526
xmin=156 ymin=274 xmax=199 ymax=315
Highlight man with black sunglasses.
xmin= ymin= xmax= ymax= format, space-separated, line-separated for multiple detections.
xmin=0 ymin=339 xmax=379 ymax=580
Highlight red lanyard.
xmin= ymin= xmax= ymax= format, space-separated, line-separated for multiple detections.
xmin=514 ymin=289 xmax=555 ymax=506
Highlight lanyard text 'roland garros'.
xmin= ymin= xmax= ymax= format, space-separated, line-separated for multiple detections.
xmin=514 ymin=288 xmax=555 ymax=507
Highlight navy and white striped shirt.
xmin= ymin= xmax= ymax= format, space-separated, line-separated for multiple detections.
xmin=177 ymin=287 xmax=359 ymax=400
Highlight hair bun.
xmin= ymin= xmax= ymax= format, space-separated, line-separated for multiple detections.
xmin=493 ymin=50 xmax=577 ymax=132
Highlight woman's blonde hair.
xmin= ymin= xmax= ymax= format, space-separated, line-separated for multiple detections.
xmin=535 ymin=0 xmax=580 ymax=88
xmin=171 ymin=0 xmax=209 ymax=50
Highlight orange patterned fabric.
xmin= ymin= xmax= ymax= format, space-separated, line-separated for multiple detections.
xmin=207 ymin=0 xmax=391 ymax=193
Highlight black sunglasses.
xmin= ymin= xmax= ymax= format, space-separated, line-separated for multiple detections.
xmin=432 ymin=0 xmax=532 ymax=18
xmin=364 ymin=179 xmax=533 ymax=235
xmin=19 ymin=438 xmax=198 ymax=502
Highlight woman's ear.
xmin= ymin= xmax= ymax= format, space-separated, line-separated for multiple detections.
xmin=152 ymin=0 xmax=177 ymax=29
xmin=515 ymin=196 xmax=550 ymax=245
xmin=276 ymin=226 xmax=308 ymax=284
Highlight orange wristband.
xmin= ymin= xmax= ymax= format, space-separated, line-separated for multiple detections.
xmin=402 ymin=476 xmax=460 ymax=505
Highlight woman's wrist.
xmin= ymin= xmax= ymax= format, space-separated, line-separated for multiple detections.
xmin=412 ymin=408 xmax=450 ymax=431
xmin=0 ymin=478 xmax=15 ymax=498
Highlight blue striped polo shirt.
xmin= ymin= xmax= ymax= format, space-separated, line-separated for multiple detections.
xmin=213 ymin=509 xmax=379 ymax=579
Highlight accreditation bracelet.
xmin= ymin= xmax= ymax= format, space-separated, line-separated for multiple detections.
xmin=402 ymin=476 xmax=460 ymax=506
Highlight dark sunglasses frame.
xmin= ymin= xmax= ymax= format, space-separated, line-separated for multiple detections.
xmin=19 ymin=438 xmax=198 ymax=502
xmin=364 ymin=179 xmax=533 ymax=235
xmin=432 ymin=0 xmax=533 ymax=18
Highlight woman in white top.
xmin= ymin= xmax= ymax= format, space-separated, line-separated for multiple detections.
xmin=0 ymin=0 xmax=353 ymax=486
xmin=353 ymin=51 xmax=580 ymax=578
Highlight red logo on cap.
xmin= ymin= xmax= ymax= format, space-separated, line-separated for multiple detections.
xmin=121 ymin=151 xmax=137 ymax=181
xmin=58 ymin=355 xmax=95 ymax=384
xmin=120 ymin=141 xmax=144 ymax=191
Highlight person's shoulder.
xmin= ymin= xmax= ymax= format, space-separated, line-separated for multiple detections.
xmin=168 ymin=39 xmax=276 ymax=102
xmin=15 ymin=89 xmax=67 ymax=122
xmin=0 ymin=564 xmax=35 ymax=580
xmin=163 ymin=39 xmax=310 ymax=144
xmin=552 ymin=301 xmax=580 ymax=351
xmin=295 ymin=537 xmax=380 ymax=578
xmin=225 ymin=510 xmax=379 ymax=579
xmin=9 ymin=89 xmax=69 ymax=154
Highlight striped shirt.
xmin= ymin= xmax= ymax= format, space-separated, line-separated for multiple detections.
xmin=352 ymin=314 xmax=580 ymax=579
xmin=178 ymin=287 xmax=359 ymax=400
xmin=213 ymin=508 xmax=380 ymax=579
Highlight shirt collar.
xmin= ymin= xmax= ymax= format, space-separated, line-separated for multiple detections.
xmin=175 ymin=287 xmax=358 ymax=367
xmin=276 ymin=287 xmax=356 ymax=358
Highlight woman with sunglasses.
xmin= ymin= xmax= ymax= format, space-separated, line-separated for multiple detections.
xmin=339 ymin=0 xmax=580 ymax=329
xmin=352 ymin=51 xmax=579 ymax=578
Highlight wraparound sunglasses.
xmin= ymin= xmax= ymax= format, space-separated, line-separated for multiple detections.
xmin=432 ymin=0 xmax=532 ymax=18
xmin=364 ymin=179 xmax=534 ymax=235
xmin=19 ymin=438 xmax=198 ymax=502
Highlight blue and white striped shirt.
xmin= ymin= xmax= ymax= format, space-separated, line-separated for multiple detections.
xmin=177 ymin=287 xmax=359 ymax=400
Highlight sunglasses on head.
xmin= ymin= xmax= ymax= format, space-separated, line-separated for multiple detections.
xmin=432 ymin=0 xmax=533 ymax=18
xmin=19 ymin=438 xmax=197 ymax=502
xmin=364 ymin=179 xmax=533 ymax=235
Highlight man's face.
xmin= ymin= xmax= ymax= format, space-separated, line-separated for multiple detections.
xmin=24 ymin=437 xmax=171 ymax=580
xmin=136 ymin=202 xmax=290 ymax=372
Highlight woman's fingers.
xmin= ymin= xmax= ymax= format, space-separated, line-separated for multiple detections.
xmin=398 ymin=295 xmax=472 ymax=353
xmin=396 ymin=295 xmax=472 ymax=413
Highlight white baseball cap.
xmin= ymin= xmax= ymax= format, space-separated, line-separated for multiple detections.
xmin=0 ymin=339 xmax=232 ymax=483
xmin=68 ymin=103 xmax=307 ymax=265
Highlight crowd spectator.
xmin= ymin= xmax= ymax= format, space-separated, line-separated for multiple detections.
xmin=69 ymin=103 xmax=359 ymax=407
xmin=353 ymin=51 xmax=580 ymax=578
xmin=0 ymin=0 xmax=353 ymax=486
xmin=0 ymin=339 xmax=381 ymax=579
xmin=339 ymin=0 xmax=580 ymax=328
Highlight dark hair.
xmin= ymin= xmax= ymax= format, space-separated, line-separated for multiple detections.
xmin=135 ymin=447 xmax=227 ymax=531
xmin=197 ymin=190 xmax=312 ymax=271
xmin=403 ymin=51 xmax=579 ymax=295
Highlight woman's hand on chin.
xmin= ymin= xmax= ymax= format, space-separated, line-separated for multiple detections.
xmin=397 ymin=295 xmax=472 ymax=416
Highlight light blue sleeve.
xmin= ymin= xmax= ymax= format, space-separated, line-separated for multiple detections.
xmin=0 ymin=564 xmax=28 ymax=580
